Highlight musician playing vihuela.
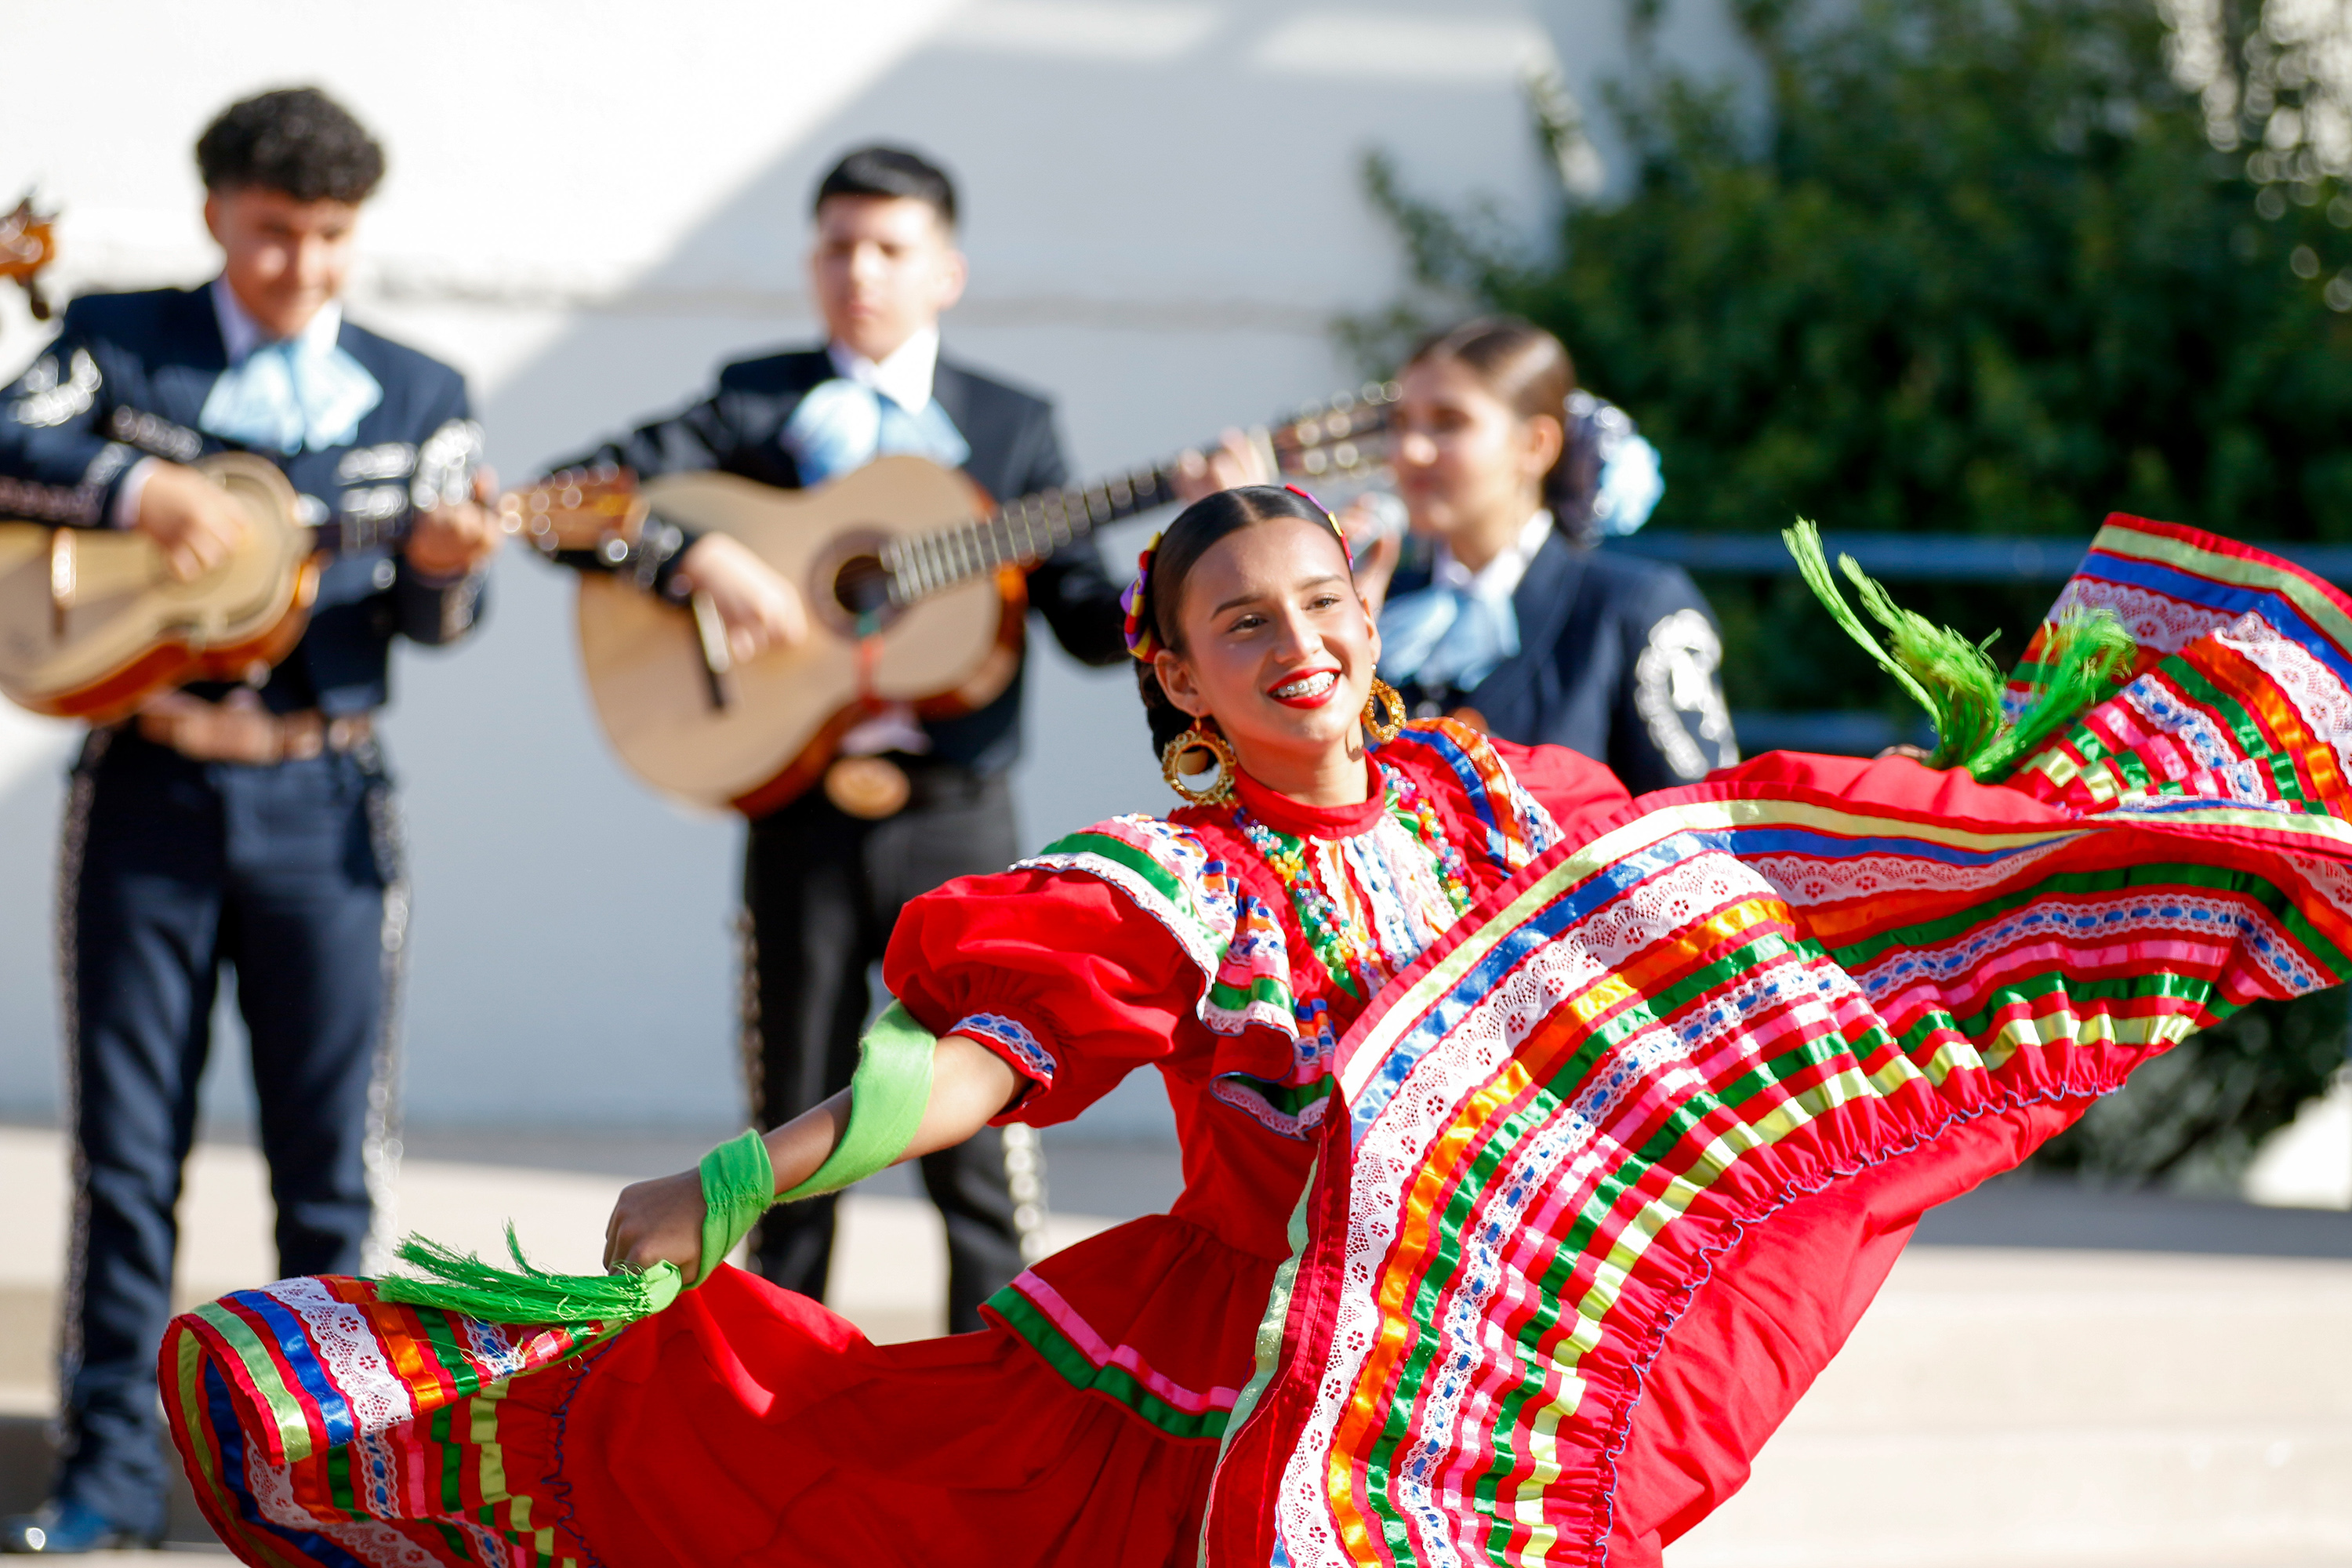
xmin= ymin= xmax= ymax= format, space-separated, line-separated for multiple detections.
xmin=532 ymin=145 xmax=1136 ymax=1334
xmin=0 ymin=88 xmax=501 ymax=1555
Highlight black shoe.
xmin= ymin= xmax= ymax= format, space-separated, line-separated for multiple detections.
xmin=0 ymin=1499 xmax=159 ymax=1553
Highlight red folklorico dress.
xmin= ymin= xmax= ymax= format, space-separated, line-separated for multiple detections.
xmin=165 ymin=518 xmax=2352 ymax=1568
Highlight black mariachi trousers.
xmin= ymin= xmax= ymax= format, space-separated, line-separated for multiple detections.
xmin=56 ymin=728 xmax=401 ymax=1532
xmin=742 ymin=766 xmax=1023 ymax=1334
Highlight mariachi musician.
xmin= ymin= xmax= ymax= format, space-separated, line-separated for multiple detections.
xmin=1368 ymin=317 xmax=1737 ymax=792
xmin=0 ymin=89 xmax=502 ymax=1554
xmin=1185 ymin=317 xmax=1733 ymax=793
xmin=543 ymin=146 xmax=1131 ymax=1334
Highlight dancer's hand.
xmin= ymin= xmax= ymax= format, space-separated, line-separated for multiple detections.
xmin=604 ymin=1169 xmax=706 ymax=1277
xmin=597 ymin=1036 xmax=1023 ymax=1279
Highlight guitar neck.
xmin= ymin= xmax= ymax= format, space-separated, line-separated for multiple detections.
xmin=880 ymin=461 xmax=1183 ymax=606
xmin=880 ymin=380 xmax=1397 ymax=605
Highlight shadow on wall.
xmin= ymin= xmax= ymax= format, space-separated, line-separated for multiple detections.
xmin=1 ymin=0 xmax=1566 ymax=1138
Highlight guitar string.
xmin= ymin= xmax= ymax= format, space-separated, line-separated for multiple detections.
xmin=878 ymin=390 xmax=1392 ymax=605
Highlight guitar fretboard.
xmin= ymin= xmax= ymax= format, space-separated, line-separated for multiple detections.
xmin=880 ymin=463 xmax=1182 ymax=605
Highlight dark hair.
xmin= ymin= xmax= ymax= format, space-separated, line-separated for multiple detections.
xmin=813 ymin=145 xmax=958 ymax=228
xmin=195 ymin=87 xmax=385 ymax=204
xmin=1132 ymin=485 xmax=1348 ymax=757
xmin=1405 ymin=316 xmax=1592 ymax=534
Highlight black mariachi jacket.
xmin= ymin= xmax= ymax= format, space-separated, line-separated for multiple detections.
xmin=1385 ymin=527 xmax=1739 ymax=795
xmin=550 ymin=346 xmax=1128 ymax=776
xmin=0 ymin=285 xmax=487 ymax=716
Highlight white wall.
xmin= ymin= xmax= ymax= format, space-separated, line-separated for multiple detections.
xmin=0 ymin=0 xmax=1711 ymax=1132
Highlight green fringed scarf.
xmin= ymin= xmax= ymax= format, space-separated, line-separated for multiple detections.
xmin=1781 ymin=521 xmax=2136 ymax=782
xmin=379 ymin=1229 xmax=683 ymax=1329
xmin=377 ymin=1000 xmax=939 ymax=1336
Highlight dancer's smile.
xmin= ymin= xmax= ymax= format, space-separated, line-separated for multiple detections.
xmin=1265 ymin=668 xmax=1341 ymax=707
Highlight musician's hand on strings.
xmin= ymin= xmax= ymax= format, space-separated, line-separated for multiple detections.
xmin=135 ymin=461 xmax=249 ymax=581
xmin=673 ymin=534 xmax=810 ymax=662
xmin=405 ymin=469 xmax=505 ymax=580
xmin=1340 ymin=495 xmax=1403 ymax=616
xmin=604 ymin=1169 xmax=706 ymax=1279
xmin=1172 ymin=428 xmax=1272 ymax=503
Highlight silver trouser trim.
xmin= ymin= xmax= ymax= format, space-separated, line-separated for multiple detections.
xmin=53 ymin=730 xmax=106 ymax=1453
xmin=1001 ymin=1122 xmax=1053 ymax=1265
xmin=735 ymin=907 xmax=766 ymax=1269
xmin=361 ymin=781 xmax=410 ymax=1276
xmin=735 ymin=907 xmax=764 ymax=1121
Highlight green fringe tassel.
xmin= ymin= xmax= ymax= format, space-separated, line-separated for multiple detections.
xmin=1780 ymin=521 xmax=2134 ymax=781
xmin=1971 ymin=608 xmax=2137 ymax=782
xmin=377 ymin=1225 xmax=681 ymax=1330
xmin=1839 ymin=558 xmax=2008 ymax=770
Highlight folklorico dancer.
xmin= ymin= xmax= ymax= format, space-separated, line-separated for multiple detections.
xmin=162 ymin=486 xmax=2352 ymax=1567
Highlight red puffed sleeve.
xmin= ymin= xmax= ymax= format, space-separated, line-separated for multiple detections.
xmin=882 ymin=863 xmax=1208 ymax=1127
xmin=1486 ymin=735 xmax=1634 ymax=838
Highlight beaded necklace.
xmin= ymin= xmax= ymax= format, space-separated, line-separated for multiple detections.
xmin=1236 ymin=764 xmax=1473 ymax=999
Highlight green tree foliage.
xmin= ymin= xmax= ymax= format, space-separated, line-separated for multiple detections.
xmin=1361 ymin=0 xmax=2352 ymax=713
xmin=1356 ymin=0 xmax=2352 ymax=1189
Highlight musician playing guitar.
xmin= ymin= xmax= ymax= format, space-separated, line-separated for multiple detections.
xmin=542 ymin=146 xmax=1173 ymax=1334
xmin=0 ymin=89 xmax=502 ymax=1555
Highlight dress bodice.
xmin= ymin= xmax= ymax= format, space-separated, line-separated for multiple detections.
xmin=887 ymin=720 xmax=1632 ymax=1253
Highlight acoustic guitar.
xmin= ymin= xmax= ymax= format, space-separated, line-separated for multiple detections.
xmin=0 ymin=453 xmax=321 ymax=721
xmin=510 ymin=384 xmax=1399 ymax=816
xmin=0 ymin=438 xmax=492 ymax=724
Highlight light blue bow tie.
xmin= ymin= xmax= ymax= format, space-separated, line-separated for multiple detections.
xmin=779 ymin=377 xmax=971 ymax=485
xmin=1378 ymin=580 xmax=1522 ymax=694
xmin=197 ymin=336 xmax=383 ymax=455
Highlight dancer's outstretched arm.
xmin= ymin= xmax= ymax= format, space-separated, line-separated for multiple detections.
xmin=601 ymin=1037 xmax=1019 ymax=1277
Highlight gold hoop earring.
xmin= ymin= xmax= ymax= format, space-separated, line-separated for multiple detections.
xmin=1161 ymin=720 xmax=1239 ymax=806
xmin=1363 ymin=679 xmax=1406 ymax=745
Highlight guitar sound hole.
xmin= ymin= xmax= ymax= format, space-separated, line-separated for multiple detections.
xmin=832 ymin=555 xmax=895 ymax=618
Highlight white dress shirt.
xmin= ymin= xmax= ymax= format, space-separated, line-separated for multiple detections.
xmin=826 ymin=324 xmax=946 ymax=759
xmin=826 ymin=325 xmax=941 ymax=414
xmin=1430 ymin=509 xmax=1555 ymax=601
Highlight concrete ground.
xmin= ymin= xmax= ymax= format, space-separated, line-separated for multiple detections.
xmin=1 ymin=1123 xmax=2345 ymax=1565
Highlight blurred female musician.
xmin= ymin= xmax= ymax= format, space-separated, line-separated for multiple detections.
xmin=1370 ymin=316 xmax=1738 ymax=793
xmin=162 ymin=485 xmax=2352 ymax=1568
